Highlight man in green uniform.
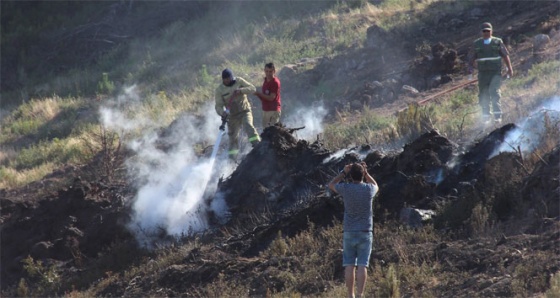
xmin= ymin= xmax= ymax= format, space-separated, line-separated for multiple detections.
xmin=215 ymin=68 xmax=260 ymax=160
xmin=469 ymin=22 xmax=514 ymax=124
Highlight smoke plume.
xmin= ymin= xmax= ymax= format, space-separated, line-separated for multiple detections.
xmin=490 ymin=96 xmax=560 ymax=158
xmin=100 ymin=86 xmax=232 ymax=246
xmin=283 ymin=101 xmax=328 ymax=141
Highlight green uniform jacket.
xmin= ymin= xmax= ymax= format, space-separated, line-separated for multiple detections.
xmin=473 ymin=37 xmax=505 ymax=72
xmin=215 ymin=77 xmax=256 ymax=116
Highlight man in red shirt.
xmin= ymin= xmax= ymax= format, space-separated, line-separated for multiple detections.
xmin=254 ymin=62 xmax=281 ymax=130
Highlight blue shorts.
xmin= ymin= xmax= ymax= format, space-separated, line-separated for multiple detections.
xmin=343 ymin=231 xmax=373 ymax=267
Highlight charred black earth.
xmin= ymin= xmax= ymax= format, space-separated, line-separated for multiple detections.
xmin=1 ymin=125 xmax=558 ymax=295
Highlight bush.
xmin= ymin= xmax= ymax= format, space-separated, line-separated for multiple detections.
xmin=21 ymin=255 xmax=61 ymax=296
xmin=97 ymin=72 xmax=115 ymax=95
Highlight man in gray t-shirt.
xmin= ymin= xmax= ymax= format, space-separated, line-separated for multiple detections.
xmin=329 ymin=162 xmax=378 ymax=298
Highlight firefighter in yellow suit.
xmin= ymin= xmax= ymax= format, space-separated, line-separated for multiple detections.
xmin=215 ymin=68 xmax=260 ymax=160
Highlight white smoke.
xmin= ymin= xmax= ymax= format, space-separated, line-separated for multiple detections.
xmin=100 ymin=85 xmax=154 ymax=131
xmin=322 ymin=149 xmax=347 ymax=163
xmin=322 ymin=147 xmax=371 ymax=164
xmin=99 ymin=85 xmax=233 ymax=246
xmin=490 ymin=96 xmax=560 ymax=158
xmin=283 ymin=101 xmax=328 ymax=141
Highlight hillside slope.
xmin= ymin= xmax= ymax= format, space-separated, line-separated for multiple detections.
xmin=1 ymin=1 xmax=559 ymax=297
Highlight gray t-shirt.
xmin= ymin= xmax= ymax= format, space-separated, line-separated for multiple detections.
xmin=335 ymin=182 xmax=378 ymax=232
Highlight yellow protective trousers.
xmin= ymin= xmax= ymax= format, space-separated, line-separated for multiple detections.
xmin=227 ymin=110 xmax=260 ymax=159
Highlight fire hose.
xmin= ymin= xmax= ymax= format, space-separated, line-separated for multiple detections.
xmin=395 ymin=78 xmax=480 ymax=134
xmin=417 ymin=78 xmax=478 ymax=105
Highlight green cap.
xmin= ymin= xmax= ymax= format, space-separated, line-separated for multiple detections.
xmin=481 ymin=22 xmax=492 ymax=30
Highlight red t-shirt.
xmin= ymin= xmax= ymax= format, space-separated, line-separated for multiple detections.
xmin=259 ymin=77 xmax=281 ymax=112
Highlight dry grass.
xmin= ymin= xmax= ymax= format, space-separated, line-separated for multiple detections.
xmin=254 ymin=221 xmax=344 ymax=296
xmin=0 ymin=136 xmax=87 ymax=189
xmin=323 ymin=107 xmax=394 ymax=149
xmin=523 ymin=110 xmax=560 ymax=169
xmin=1 ymin=97 xmax=62 ymax=143
xmin=253 ymin=221 xmax=450 ymax=297
xmin=25 ymin=204 xmax=558 ymax=297
xmin=512 ymin=251 xmax=553 ymax=294
xmin=0 ymin=162 xmax=56 ymax=189
xmin=0 ymin=95 xmax=90 ymax=188
xmin=546 ymin=272 xmax=560 ymax=298
xmin=195 ymin=272 xmax=250 ymax=297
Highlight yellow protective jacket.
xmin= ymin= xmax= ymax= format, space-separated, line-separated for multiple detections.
xmin=215 ymin=77 xmax=256 ymax=116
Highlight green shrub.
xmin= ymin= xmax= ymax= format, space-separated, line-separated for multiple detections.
xmin=21 ymin=255 xmax=61 ymax=296
xmin=197 ymin=64 xmax=214 ymax=87
xmin=97 ymin=72 xmax=115 ymax=95
xmin=7 ymin=118 xmax=42 ymax=137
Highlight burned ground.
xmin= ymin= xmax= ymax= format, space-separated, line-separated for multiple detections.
xmin=0 ymin=178 xmax=137 ymax=289
xmin=2 ymin=123 xmax=558 ymax=296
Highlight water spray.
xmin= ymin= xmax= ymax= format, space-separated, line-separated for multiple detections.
xmin=183 ymin=110 xmax=228 ymax=213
